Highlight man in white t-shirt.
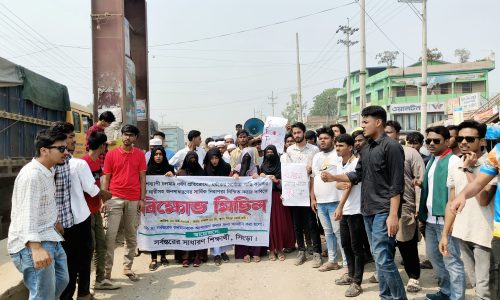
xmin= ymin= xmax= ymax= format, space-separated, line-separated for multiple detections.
xmin=311 ymin=127 xmax=345 ymax=272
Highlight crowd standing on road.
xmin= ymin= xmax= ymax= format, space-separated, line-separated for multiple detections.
xmin=6 ymin=106 xmax=500 ymax=300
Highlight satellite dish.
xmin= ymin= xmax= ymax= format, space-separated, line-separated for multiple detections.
xmin=244 ymin=118 xmax=265 ymax=136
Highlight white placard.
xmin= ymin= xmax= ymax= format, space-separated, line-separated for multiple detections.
xmin=261 ymin=116 xmax=288 ymax=154
xmin=281 ymin=163 xmax=310 ymax=207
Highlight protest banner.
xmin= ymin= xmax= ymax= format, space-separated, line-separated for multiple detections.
xmin=281 ymin=163 xmax=310 ymax=207
xmin=137 ymin=176 xmax=272 ymax=251
xmin=261 ymin=116 xmax=288 ymax=154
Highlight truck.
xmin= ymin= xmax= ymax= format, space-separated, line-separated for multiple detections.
xmin=0 ymin=57 xmax=92 ymax=238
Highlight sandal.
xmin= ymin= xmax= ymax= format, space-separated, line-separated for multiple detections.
xmin=123 ymin=271 xmax=140 ymax=282
xmin=149 ymin=260 xmax=159 ymax=271
xmin=277 ymin=251 xmax=286 ymax=261
xmin=269 ymin=252 xmax=277 ymax=261
xmin=160 ymin=257 xmax=169 ymax=266
xmin=253 ymin=256 xmax=261 ymax=263
xmin=243 ymin=255 xmax=251 ymax=263
xmin=182 ymin=259 xmax=189 ymax=267
xmin=193 ymin=257 xmax=202 ymax=267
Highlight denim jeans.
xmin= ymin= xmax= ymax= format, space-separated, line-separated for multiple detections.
xmin=317 ymin=202 xmax=346 ymax=265
xmin=425 ymin=222 xmax=465 ymax=300
xmin=10 ymin=241 xmax=69 ymax=300
xmin=364 ymin=213 xmax=407 ymax=300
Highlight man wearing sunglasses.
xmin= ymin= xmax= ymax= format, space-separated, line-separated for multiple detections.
xmin=417 ymin=126 xmax=464 ymax=300
xmin=438 ymin=120 xmax=495 ymax=300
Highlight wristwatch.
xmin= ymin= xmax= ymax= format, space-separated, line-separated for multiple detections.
xmin=462 ymin=167 xmax=473 ymax=173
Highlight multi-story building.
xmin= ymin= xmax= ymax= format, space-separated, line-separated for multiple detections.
xmin=336 ymin=59 xmax=495 ymax=131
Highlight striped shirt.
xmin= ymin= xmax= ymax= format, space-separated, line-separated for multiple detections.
xmin=54 ymin=155 xmax=73 ymax=228
xmin=8 ymin=159 xmax=63 ymax=254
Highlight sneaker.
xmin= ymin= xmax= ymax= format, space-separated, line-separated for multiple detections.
xmin=294 ymin=251 xmax=307 ymax=266
xmin=214 ymin=255 xmax=222 ymax=266
xmin=406 ymin=278 xmax=422 ymax=293
xmin=335 ymin=273 xmax=353 ymax=286
xmin=311 ymin=253 xmax=322 ymax=268
xmin=149 ymin=260 xmax=159 ymax=271
xmin=425 ymin=291 xmax=450 ymax=300
xmin=420 ymin=259 xmax=433 ymax=269
xmin=94 ymin=279 xmax=120 ymax=290
xmin=345 ymin=282 xmax=363 ymax=297
xmin=306 ymin=246 xmax=314 ymax=255
xmin=368 ymin=274 xmax=378 ymax=283
xmin=221 ymin=252 xmax=230 ymax=263
xmin=318 ymin=261 xmax=342 ymax=272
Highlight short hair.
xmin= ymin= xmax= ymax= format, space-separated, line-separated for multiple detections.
xmin=99 ymin=111 xmax=116 ymax=123
xmin=284 ymin=131 xmax=293 ymax=142
xmin=351 ymin=130 xmax=364 ymax=139
xmin=49 ymin=121 xmax=74 ymax=135
xmin=335 ymin=133 xmax=354 ymax=146
xmin=237 ymin=129 xmax=250 ymax=137
xmin=361 ymin=105 xmax=387 ymax=125
xmin=426 ymin=126 xmax=450 ymax=140
xmin=291 ymin=122 xmax=306 ymax=133
xmin=235 ymin=123 xmax=242 ymax=128
xmin=205 ymin=137 xmax=214 ymax=145
xmin=457 ymin=120 xmax=487 ymax=138
xmin=121 ymin=124 xmax=140 ymax=136
xmin=446 ymin=125 xmax=458 ymax=133
xmin=305 ymin=130 xmax=317 ymax=142
xmin=153 ymin=131 xmax=165 ymax=139
xmin=386 ymin=120 xmax=402 ymax=133
xmin=35 ymin=129 xmax=67 ymax=157
xmin=330 ymin=123 xmax=346 ymax=134
xmin=406 ymin=131 xmax=424 ymax=144
xmin=88 ymin=132 xmax=107 ymax=150
xmin=316 ymin=126 xmax=334 ymax=138
xmin=187 ymin=130 xmax=201 ymax=141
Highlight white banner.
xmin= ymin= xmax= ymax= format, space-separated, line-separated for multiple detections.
xmin=390 ymin=102 xmax=445 ymax=114
xmin=281 ymin=163 xmax=310 ymax=207
xmin=137 ymin=176 xmax=272 ymax=251
xmin=459 ymin=92 xmax=481 ymax=112
xmin=261 ymin=116 xmax=288 ymax=154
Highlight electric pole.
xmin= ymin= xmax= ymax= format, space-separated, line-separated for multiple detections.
xmin=359 ymin=0 xmax=367 ymax=110
xmin=159 ymin=113 xmax=167 ymax=126
xmin=337 ymin=19 xmax=358 ymax=128
xmin=268 ymin=91 xmax=278 ymax=117
xmin=296 ymin=32 xmax=303 ymax=122
xmin=420 ymin=0 xmax=428 ymax=134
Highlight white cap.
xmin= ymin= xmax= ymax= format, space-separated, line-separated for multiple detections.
xmin=208 ymin=141 xmax=216 ymax=148
xmin=224 ymin=134 xmax=234 ymax=140
xmin=215 ymin=141 xmax=225 ymax=147
xmin=149 ymin=138 xmax=163 ymax=146
xmin=227 ymin=144 xmax=237 ymax=150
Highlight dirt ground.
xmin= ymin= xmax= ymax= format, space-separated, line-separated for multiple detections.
xmin=92 ymin=242 xmax=475 ymax=300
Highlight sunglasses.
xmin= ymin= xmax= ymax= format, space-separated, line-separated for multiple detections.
xmin=46 ymin=146 xmax=68 ymax=153
xmin=456 ymin=136 xmax=480 ymax=143
xmin=425 ymin=139 xmax=442 ymax=145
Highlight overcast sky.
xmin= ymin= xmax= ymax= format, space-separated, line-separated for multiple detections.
xmin=1 ymin=0 xmax=499 ymax=137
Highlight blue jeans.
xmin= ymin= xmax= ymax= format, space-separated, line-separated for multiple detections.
xmin=10 ymin=241 xmax=69 ymax=300
xmin=364 ymin=213 xmax=407 ymax=300
xmin=317 ymin=202 xmax=346 ymax=265
xmin=425 ymin=222 xmax=465 ymax=300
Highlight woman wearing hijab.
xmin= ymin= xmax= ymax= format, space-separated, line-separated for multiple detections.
xmin=232 ymin=148 xmax=267 ymax=263
xmin=260 ymin=145 xmax=295 ymax=261
xmin=203 ymin=148 xmax=232 ymax=266
xmin=146 ymin=146 xmax=175 ymax=271
xmin=175 ymin=151 xmax=208 ymax=267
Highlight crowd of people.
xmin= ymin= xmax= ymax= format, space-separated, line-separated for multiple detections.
xmin=6 ymin=105 xmax=499 ymax=300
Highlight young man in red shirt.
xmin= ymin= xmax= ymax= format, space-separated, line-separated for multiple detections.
xmin=102 ymin=125 xmax=146 ymax=282
xmin=82 ymin=132 xmax=120 ymax=291
xmin=85 ymin=111 xmax=116 ymax=153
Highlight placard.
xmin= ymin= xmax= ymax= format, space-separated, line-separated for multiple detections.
xmin=281 ymin=163 xmax=310 ymax=207
xmin=261 ymin=116 xmax=288 ymax=154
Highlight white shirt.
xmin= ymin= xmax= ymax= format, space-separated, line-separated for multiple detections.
xmin=169 ymin=146 xmax=206 ymax=169
xmin=286 ymin=143 xmax=319 ymax=167
xmin=8 ymin=159 xmax=63 ymax=254
xmin=69 ymin=158 xmax=99 ymax=224
xmin=223 ymin=151 xmax=231 ymax=164
xmin=426 ymin=154 xmax=461 ymax=225
xmin=312 ymin=150 xmax=339 ymax=203
xmin=337 ymin=156 xmax=362 ymax=215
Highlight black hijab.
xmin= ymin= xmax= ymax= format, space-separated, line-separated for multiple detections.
xmin=204 ymin=148 xmax=231 ymax=176
xmin=261 ymin=145 xmax=281 ymax=179
xmin=147 ymin=146 xmax=175 ymax=175
xmin=179 ymin=151 xmax=204 ymax=176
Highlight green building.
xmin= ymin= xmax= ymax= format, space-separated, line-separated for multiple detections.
xmin=336 ymin=59 xmax=495 ymax=131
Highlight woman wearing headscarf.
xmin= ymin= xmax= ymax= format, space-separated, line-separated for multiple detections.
xmin=203 ymin=148 xmax=232 ymax=266
xmin=260 ymin=145 xmax=295 ymax=261
xmin=175 ymin=151 xmax=208 ymax=267
xmin=232 ymin=148 xmax=267 ymax=262
xmin=146 ymin=146 xmax=175 ymax=271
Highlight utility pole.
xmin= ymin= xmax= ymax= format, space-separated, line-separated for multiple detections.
xmin=420 ymin=0 xmax=428 ymax=134
xmin=337 ymin=19 xmax=359 ymax=128
xmin=296 ymin=32 xmax=303 ymax=122
xmin=159 ymin=113 xmax=166 ymax=126
xmin=359 ymin=0 xmax=367 ymax=110
xmin=268 ymin=91 xmax=278 ymax=116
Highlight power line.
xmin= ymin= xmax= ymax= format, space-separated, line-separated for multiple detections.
xmin=150 ymin=1 xmax=357 ymax=47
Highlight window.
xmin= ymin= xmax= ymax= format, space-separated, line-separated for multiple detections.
xmin=72 ymin=112 xmax=81 ymax=133
xmin=396 ymin=87 xmax=406 ymax=97
xmin=377 ymin=89 xmax=383 ymax=100
xmin=355 ymin=96 xmax=360 ymax=106
xmin=366 ymin=93 xmax=371 ymax=103
xmin=82 ymin=115 xmax=90 ymax=132
xmin=462 ymin=82 xmax=472 ymax=93
xmin=440 ymin=83 xmax=450 ymax=95
xmin=408 ymin=114 xmax=417 ymax=130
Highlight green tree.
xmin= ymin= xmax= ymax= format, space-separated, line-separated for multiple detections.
xmin=282 ymin=93 xmax=307 ymax=123
xmin=309 ymin=88 xmax=339 ymax=118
